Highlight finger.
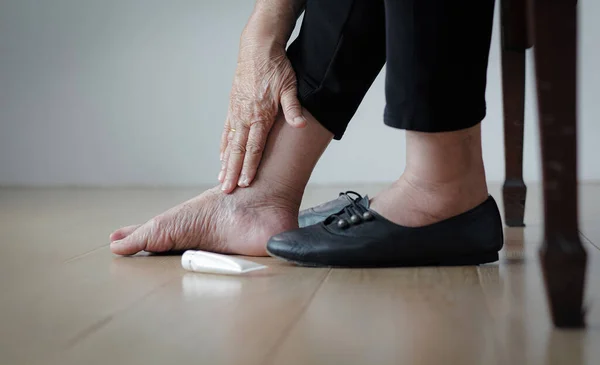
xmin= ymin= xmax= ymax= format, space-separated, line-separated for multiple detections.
xmin=238 ymin=123 xmax=268 ymax=187
xmin=110 ymin=221 xmax=151 ymax=255
xmin=220 ymin=114 xmax=231 ymax=162
xmin=219 ymin=131 xmax=234 ymax=183
xmin=280 ymin=86 xmax=306 ymax=128
xmin=109 ymin=224 xmax=142 ymax=242
xmin=222 ymin=123 xmax=250 ymax=193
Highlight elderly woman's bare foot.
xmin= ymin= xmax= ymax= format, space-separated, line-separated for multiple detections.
xmin=110 ymin=110 xmax=333 ymax=256
xmin=110 ymin=182 xmax=300 ymax=256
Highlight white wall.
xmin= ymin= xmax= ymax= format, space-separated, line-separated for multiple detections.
xmin=1 ymin=0 xmax=599 ymax=187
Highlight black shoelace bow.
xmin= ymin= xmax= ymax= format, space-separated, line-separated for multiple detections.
xmin=325 ymin=191 xmax=374 ymax=229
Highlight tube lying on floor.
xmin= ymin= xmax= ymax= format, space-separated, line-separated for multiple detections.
xmin=181 ymin=250 xmax=267 ymax=275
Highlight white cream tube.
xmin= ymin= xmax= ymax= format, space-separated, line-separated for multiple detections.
xmin=181 ymin=250 xmax=267 ymax=275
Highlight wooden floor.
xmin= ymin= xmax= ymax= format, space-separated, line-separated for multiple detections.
xmin=1 ymin=183 xmax=599 ymax=365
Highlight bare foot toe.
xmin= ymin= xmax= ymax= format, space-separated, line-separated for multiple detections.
xmin=110 ymin=225 xmax=142 ymax=242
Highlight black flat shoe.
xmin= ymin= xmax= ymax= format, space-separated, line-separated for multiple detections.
xmin=269 ymin=192 xmax=504 ymax=267
xmin=298 ymin=191 xmax=369 ymax=227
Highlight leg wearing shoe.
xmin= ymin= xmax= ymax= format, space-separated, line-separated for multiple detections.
xmin=268 ymin=0 xmax=503 ymax=267
xmin=371 ymin=0 xmax=496 ymax=227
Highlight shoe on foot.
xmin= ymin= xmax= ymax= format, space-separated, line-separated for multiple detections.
xmin=298 ymin=191 xmax=369 ymax=227
xmin=269 ymin=192 xmax=504 ymax=267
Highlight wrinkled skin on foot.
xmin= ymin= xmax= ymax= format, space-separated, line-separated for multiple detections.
xmin=110 ymin=187 xmax=298 ymax=256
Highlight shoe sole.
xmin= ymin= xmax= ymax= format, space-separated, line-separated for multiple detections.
xmin=266 ymin=249 xmax=499 ymax=268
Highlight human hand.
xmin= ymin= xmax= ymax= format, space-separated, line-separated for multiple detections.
xmin=218 ymin=38 xmax=306 ymax=193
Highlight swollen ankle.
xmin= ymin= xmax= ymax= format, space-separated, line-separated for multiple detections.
xmin=400 ymin=171 xmax=488 ymax=209
xmin=251 ymin=175 xmax=304 ymax=210
xmin=370 ymin=173 xmax=489 ymax=227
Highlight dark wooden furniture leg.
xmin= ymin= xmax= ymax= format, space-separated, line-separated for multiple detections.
xmin=530 ymin=0 xmax=587 ymax=328
xmin=501 ymin=0 xmax=530 ymax=227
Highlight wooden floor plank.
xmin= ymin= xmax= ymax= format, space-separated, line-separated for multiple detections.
xmin=269 ymin=265 xmax=502 ymax=365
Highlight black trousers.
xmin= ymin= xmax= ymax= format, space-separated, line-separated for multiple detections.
xmin=286 ymin=0 xmax=496 ymax=140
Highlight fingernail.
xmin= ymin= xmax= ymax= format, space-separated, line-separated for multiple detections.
xmin=222 ymin=181 xmax=233 ymax=191
xmin=112 ymin=239 xmax=122 ymax=245
xmin=218 ymin=170 xmax=224 ymax=181
xmin=220 ymin=152 xmax=223 ymax=161
xmin=293 ymin=116 xmax=306 ymax=126
xmin=238 ymin=176 xmax=248 ymax=187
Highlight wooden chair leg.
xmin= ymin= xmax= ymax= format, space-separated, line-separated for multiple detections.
xmin=530 ymin=0 xmax=587 ymax=328
xmin=501 ymin=0 xmax=529 ymax=227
